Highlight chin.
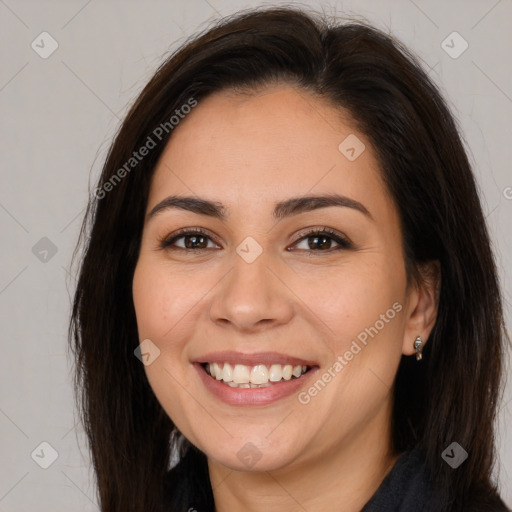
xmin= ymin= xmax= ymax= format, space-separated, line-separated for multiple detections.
xmin=203 ymin=438 xmax=300 ymax=473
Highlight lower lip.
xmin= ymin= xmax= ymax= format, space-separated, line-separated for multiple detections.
xmin=194 ymin=363 xmax=319 ymax=406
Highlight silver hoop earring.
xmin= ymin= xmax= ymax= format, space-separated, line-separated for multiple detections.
xmin=413 ymin=336 xmax=423 ymax=361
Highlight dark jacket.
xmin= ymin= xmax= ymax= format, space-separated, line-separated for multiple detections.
xmin=163 ymin=445 xmax=510 ymax=511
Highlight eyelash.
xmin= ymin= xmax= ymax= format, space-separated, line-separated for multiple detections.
xmin=158 ymin=227 xmax=353 ymax=253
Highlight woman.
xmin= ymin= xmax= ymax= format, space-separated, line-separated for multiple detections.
xmin=69 ymin=6 xmax=510 ymax=512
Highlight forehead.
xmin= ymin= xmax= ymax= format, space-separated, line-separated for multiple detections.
xmin=148 ymin=85 xmax=393 ymax=222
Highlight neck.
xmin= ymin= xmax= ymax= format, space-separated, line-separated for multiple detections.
xmin=208 ymin=399 xmax=398 ymax=512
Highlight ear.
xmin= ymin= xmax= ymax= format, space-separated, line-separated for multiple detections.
xmin=401 ymin=261 xmax=441 ymax=356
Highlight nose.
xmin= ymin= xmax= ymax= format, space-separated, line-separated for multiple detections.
xmin=209 ymin=252 xmax=295 ymax=333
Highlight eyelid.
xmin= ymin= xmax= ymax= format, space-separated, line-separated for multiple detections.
xmin=159 ymin=227 xmax=221 ymax=249
xmin=289 ymin=226 xmax=353 ymax=251
xmin=159 ymin=225 xmax=354 ymax=254
xmin=291 ymin=226 xmax=351 ymax=244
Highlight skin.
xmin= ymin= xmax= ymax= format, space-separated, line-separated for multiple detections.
xmin=132 ymin=84 xmax=439 ymax=512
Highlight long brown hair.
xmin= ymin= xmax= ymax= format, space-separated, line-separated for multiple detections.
xmin=69 ymin=6 xmax=508 ymax=511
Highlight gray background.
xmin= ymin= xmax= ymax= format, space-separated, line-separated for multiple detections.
xmin=0 ymin=0 xmax=511 ymax=510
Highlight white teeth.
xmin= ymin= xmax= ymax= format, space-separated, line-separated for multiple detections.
xmin=212 ymin=362 xmax=222 ymax=380
xmin=250 ymin=364 xmax=269 ymax=385
xmin=269 ymin=364 xmax=283 ymax=382
xmin=222 ymin=363 xmax=233 ymax=382
xmin=232 ymin=364 xmax=250 ymax=384
xmin=292 ymin=365 xmax=302 ymax=378
xmin=282 ymin=365 xmax=293 ymax=380
xmin=205 ymin=361 xmax=310 ymax=387
xmin=228 ymin=381 xmax=271 ymax=388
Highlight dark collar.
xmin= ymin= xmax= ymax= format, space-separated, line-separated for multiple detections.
xmin=360 ymin=448 xmax=443 ymax=512
xmin=164 ymin=447 xmax=446 ymax=512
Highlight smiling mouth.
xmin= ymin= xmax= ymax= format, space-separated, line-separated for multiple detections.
xmin=202 ymin=362 xmax=311 ymax=388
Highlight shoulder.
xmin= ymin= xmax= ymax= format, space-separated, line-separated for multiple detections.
xmin=163 ymin=446 xmax=510 ymax=512
xmin=452 ymin=487 xmax=511 ymax=512
xmin=361 ymin=449 xmax=510 ymax=512
xmin=360 ymin=448 xmax=441 ymax=512
xmin=163 ymin=445 xmax=214 ymax=512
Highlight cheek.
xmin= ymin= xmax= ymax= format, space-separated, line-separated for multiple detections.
xmin=132 ymin=258 xmax=197 ymax=419
xmin=132 ymin=257 xmax=195 ymax=339
xmin=131 ymin=257 xmax=200 ymax=411
xmin=329 ymin=266 xmax=405 ymax=390
xmin=296 ymin=260 xmax=404 ymax=341
xmin=295 ymin=265 xmax=405 ymax=419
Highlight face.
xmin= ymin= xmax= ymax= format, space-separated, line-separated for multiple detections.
xmin=132 ymin=84 xmax=422 ymax=473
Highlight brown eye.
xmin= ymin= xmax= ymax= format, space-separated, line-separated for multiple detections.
xmin=290 ymin=228 xmax=353 ymax=252
xmin=159 ymin=227 xmax=352 ymax=253
xmin=160 ymin=229 xmax=220 ymax=251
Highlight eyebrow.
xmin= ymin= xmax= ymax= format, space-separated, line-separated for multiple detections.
xmin=147 ymin=193 xmax=373 ymax=222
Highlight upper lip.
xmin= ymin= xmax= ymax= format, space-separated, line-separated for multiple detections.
xmin=192 ymin=351 xmax=318 ymax=367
